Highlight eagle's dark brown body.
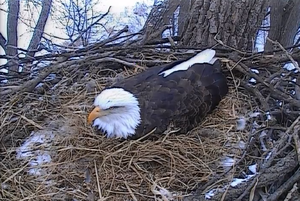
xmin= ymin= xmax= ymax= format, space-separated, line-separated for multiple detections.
xmin=110 ymin=58 xmax=228 ymax=139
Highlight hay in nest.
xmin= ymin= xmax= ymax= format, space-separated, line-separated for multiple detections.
xmin=1 ymin=48 xmax=299 ymax=201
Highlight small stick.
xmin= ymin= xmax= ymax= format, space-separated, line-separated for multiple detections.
xmin=124 ymin=181 xmax=138 ymax=201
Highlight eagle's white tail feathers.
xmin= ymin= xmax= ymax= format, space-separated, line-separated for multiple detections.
xmin=159 ymin=49 xmax=216 ymax=77
xmin=208 ymin=57 xmax=217 ymax=65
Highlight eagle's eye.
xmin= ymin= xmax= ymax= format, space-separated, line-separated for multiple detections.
xmin=109 ymin=106 xmax=121 ymax=110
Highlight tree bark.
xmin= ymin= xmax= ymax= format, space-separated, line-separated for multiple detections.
xmin=26 ymin=0 xmax=53 ymax=58
xmin=265 ymin=0 xmax=300 ymax=51
xmin=181 ymin=0 xmax=269 ymax=50
xmin=140 ymin=0 xmax=181 ymax=44
xmin=6 ymin=0 xmax=20 ymax=74
xmin=177 ymin=0 xmax=192 ymax=37
xmin=142 ymin=0 xmax=269 ymax=51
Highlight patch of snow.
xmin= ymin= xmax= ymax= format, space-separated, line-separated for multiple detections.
xmin=260 ymin=130 xmax=267 ymax=138
xmin=249 ymin=112 xmax=261 ymax=118
xmin=1 ymin=183 xmax=9 ymax=189
xmin=152 ymin=184 xmax=174 ymax=200
xmin=236 ymin=117 xmax=247 ymax=130
xmin=284 ymin=63 xmax=296 ymax=71
xmin=251 ymin=69 xmax=259 ymax=74
xmin=252 ymin=121 xmax=261 ymax=129
xmin=16 ymin=131 xmax=55 ymax=176
xmin=259 ymin=130 xmax=268 ymax=151
xmin=249 ymin=164 xmax=257 ymax=174
xmin=205 ymin=189 xmax=216 ymax=199
xmin=222 ymin=157 xmax=235 ymax=167
xmin=205 ymin=188 xmax=226 ymax=199
xmin=230 ymin=163 xmax=258 ymax=187
xmin=230 ymin=174 xmax=255 ymax=187
xmin=221 ymin=157 xmax=236 ymax=172
xmin=265 ymin=152 xmax=272 ymax=160
xmin=237 ymin=141 xmax=246 ymax=150
xmin=1 ymin=79 xmax=8 ymax=83
xmin=36 ymin=83 xmax=44 ymax=88
xmin=0 ymin=68 xmax=8 ymax=73
xmin=249 ymin=78 xmax=257 ymax=84
xmin=45 ymin=73 xmax=56 ymax=81
xmin=266 ymin=112 xmax=272 ymax=120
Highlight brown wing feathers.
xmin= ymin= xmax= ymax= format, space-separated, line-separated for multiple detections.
xmin=112 ymin=58 xmax=228 ymax=138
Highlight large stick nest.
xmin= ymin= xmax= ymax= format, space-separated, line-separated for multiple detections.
xmin=1 ymin=37 xmax=300 ymax=201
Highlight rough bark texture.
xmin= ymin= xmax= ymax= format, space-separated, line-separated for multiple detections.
xmin=181 ymin=0 xmax=269 ymax=50
xmin=265 ymin=0 xmax=300 ymax=51
xmin=140 ymin=0 xmax=181 ymax=44
xmin=141 ymin=0 xmax=269 ymax=50
xmin=6 ymin=0 xmax=20 ymax=74
xmin=177 ymin=0 xmax=192 ymax=36
xmin=26 ymin=0 xmax=53 ymax=58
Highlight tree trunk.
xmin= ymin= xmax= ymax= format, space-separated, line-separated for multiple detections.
xmin=177 ymin=0 xmax=192 ymax=37
xmin=6 ymin=0 xmax=20 ymax=74
xmin=140 ymin=0 xmax=181 ymax=44
xmin=26 ymin=0 xmax=53 ymax=58
xmin=181 ymin=0 xmax=269 ymax=50
xmin=265 ymin=0 xmax=300 ymax=51
xmin=142 ymin=0 xmax=269 ymax=51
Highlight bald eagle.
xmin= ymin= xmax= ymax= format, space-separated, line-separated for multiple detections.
xmin=88 ymin=49 xmax=228 ymax=139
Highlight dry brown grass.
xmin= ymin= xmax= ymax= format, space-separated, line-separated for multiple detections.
xmin=0 ymin=63 xmax=258 ymax=201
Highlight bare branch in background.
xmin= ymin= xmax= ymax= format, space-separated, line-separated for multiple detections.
xmin=69 ymin=6 xmax=111 ymax=46
xmin=6 ymin=0 xmax=20 ymax=74
xmin=0 ymin=33 xmax=6 ymax=49
xmin=265 ymin=0 xmax=300 ymax=51
xmin=26 ymin=0 xmax=53 ymax=58
xmin=55 ymin=0 xmax=112 ymax=47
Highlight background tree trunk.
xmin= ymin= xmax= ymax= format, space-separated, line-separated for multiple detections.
xmin=6 ymin=0 xmax=20 ymax=74
xmin=181 ymin=0 xmax=268 ymax=50
xmin=140 ymin=0 xmax=181 ymax=44
xmin=142 ymin=0 xmax=269 ymax=51
xmin=177 ymin=0 xmax=192 ymax=37
xmin=265 ymin=0 xmax=300 ymax=51
xmin=26 ymin=0 xmax=53 ymax=58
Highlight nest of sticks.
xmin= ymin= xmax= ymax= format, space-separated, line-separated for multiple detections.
xmin=1 ymin=43 xmax=300 ymax=201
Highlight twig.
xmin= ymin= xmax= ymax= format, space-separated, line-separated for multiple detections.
xmin=237 ymin=62 xmax=300 ymax=108
xmin=240 ymin=80 xmax=269 ymax=111
xmin=93 ymin=57 xmax=144 ymax=70
xmin=266 ymin=38 xmax=300 ymax=71
xmin=292 ymin=125 xmax=300 ymax=164
xmin=266 ymin=167 xmax=300 ymax=201
xmin=93 ymin=25 xmax=129 ymax=48
xmin=69 ymin=7 xmax=112 ymax=47
xmin=19 ymin=115 xmax=44 ymax=129
xmin=124 ymin=181 xmax=138 ymax=201
xmin=260 ymin=116 xmax=300 ymax=170
xmin=94 ymin=160 xmax=108 ymax=201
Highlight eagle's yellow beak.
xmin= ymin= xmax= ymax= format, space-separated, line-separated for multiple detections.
xmin=87 ymin=106 xmax=102 ymax=125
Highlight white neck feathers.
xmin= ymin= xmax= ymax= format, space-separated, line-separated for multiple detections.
xmin=92 ymin=88 xmax=141 ymax=139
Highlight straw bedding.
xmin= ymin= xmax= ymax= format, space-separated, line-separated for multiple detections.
xmin=1 ymin=48 xmax=299 ymax=201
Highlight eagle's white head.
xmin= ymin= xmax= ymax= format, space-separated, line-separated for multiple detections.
xmin=87 ymin=88 xmax=141 ymax=138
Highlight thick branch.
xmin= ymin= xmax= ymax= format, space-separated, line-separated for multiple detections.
xmin=6 ymin=0 xmax=20 ymax=74
xmin=6 ymin=0 xmax=19 ymax=57
xmin=26 ymin=0 xmax=52 ymax=58
xmin=0 ymin=33 xmax=6 ymax=51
